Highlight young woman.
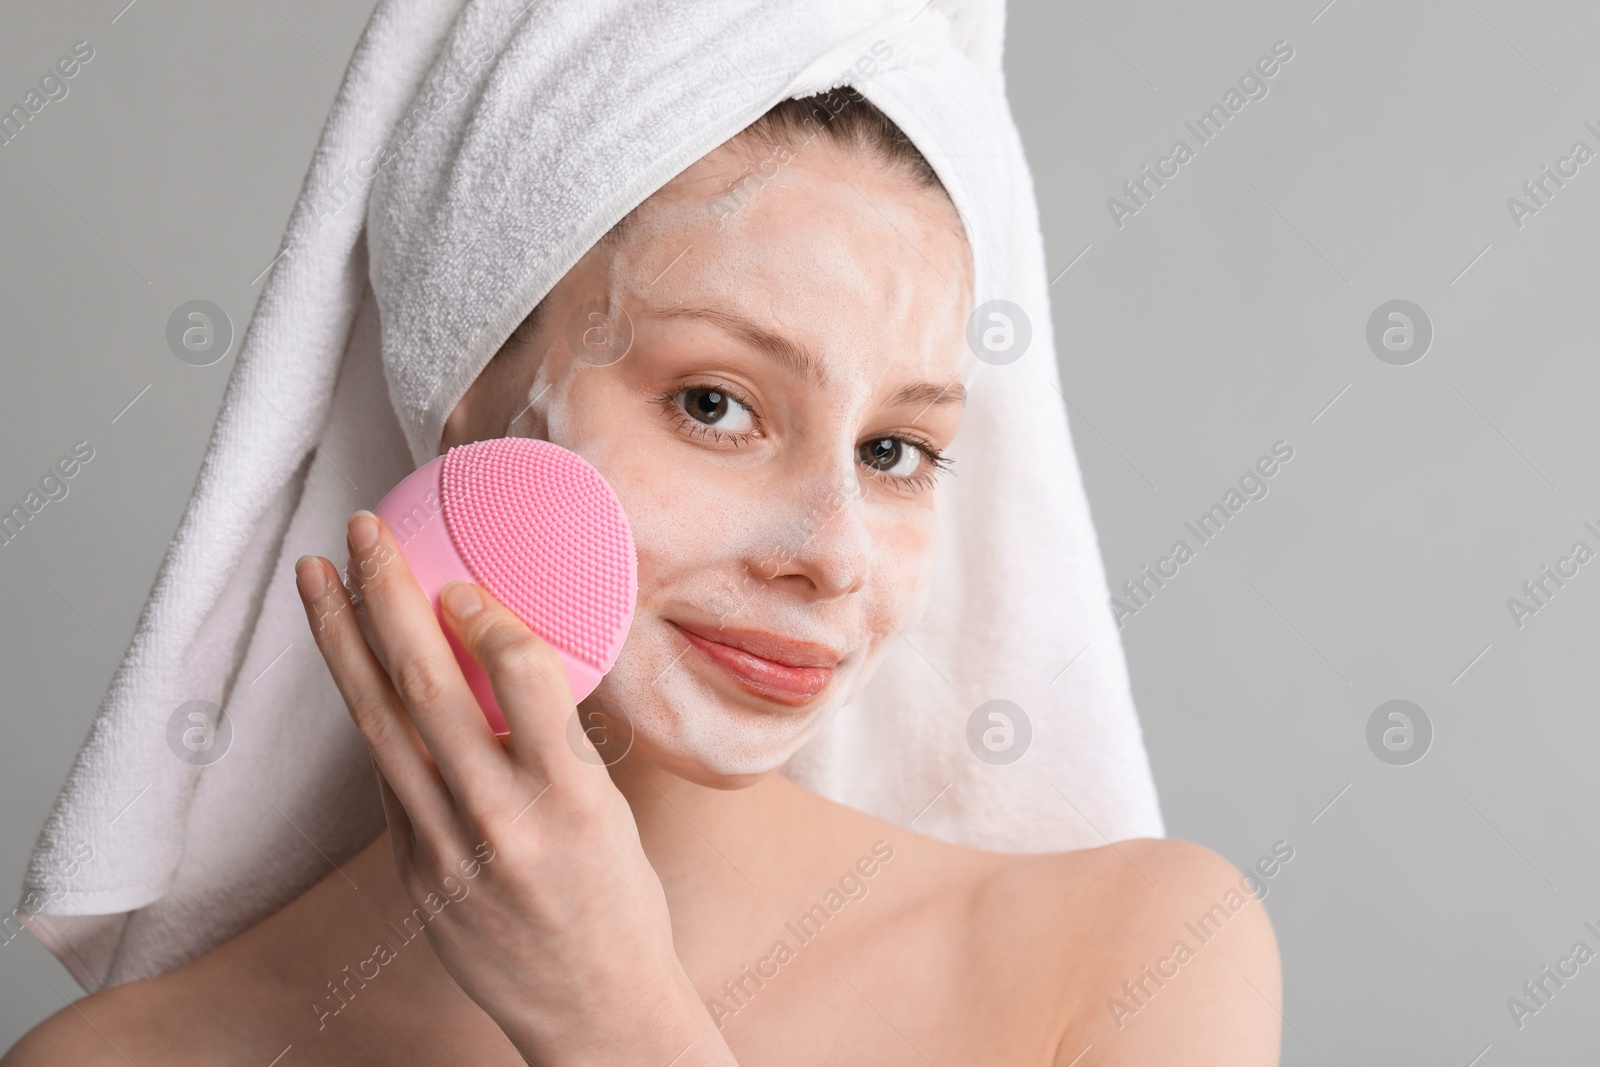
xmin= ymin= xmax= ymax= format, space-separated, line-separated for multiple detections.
xmin=5 ymin=95 xmax=1280 ymax=1065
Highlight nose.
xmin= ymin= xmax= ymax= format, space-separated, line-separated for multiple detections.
xmin=746 ymin=468 xmax=869 ymax=602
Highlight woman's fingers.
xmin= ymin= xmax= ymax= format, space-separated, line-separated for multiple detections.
xmin=438 ymin=580 xmax=598 ymax=782
xmin=340 ymin=511 xmax=515 ymax=811
xmin=295 ymin=553 xmax=455 ymax=837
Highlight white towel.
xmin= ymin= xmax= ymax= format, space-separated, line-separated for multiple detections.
xmin=17 ymin=0 xmax=1164 ymax=993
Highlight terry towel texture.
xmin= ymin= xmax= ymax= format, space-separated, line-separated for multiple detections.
xmin=19 ymin=0 xmax=1164 ymax=992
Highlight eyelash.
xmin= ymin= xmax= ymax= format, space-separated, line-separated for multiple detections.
xmin=651 ymin=382 xmax=955 ymax=491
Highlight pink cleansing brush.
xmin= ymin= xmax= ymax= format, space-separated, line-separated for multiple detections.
xmin=372 ymin=437 xmax=637 ymax=735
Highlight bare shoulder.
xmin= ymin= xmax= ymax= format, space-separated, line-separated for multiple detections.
xmin=1 ymin=975 xmax=190 ymax=1066
xmin=1034 ymin=838 xmax=1284 ymax=1065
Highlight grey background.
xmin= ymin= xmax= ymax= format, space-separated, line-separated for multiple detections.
xmin=2 ymin=0 xmax=1596 ymax=1061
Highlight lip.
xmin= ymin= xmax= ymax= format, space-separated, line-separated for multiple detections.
xmin=669 ymin=620 xmax=840 ymax=706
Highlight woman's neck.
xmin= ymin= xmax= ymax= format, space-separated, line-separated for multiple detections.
xmin=604 ymin=756 xmax=860 ymax=949
xmin=609 ymin=757 xmax=806 ymax=880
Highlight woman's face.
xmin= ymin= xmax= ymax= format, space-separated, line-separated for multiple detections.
xmin=442 ymin=134 xmax=974 ymax=785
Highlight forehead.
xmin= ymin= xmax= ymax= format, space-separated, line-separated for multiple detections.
xmin=595 ymin=141 xmax=976 ymax=386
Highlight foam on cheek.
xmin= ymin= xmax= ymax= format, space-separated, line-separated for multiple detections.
xmin=841 ymin=500 xmax=934 ymax=704
xmin=583 ymin=447 xmax=854 ymax=776
xmin=585 ymin=621 xmax=827 ymax=777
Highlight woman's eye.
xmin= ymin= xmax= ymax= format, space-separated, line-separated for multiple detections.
xmin=859 ymin=437 xmax=922 ymax=478
xmin=683 ymin=387 xmax=754 ymax=432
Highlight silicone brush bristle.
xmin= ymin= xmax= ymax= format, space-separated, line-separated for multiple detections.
xmin=440 ymin=438 xmax=636 ymax=671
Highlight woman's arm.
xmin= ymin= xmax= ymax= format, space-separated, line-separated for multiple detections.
xmin=294 ymin=509 xmax=736 ymax=1066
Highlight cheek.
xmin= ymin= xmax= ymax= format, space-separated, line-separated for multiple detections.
xmin=622 ymin=471 xmax=756 ymax=620
xmin=861 ymin=507 xmax=939 ymax=641
xmin=539 ymin=375 xmax=765 ymax=605
xmin=540 ymin=376 xmax=681 ymax=560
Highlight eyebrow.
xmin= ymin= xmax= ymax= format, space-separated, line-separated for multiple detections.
xmin=888 ymin=380 xmax=967 ymax=410
xmin=642 ymin=303 xmax=827 ymax=388
xmin=640 ymin=302 xmax=967 ymax=409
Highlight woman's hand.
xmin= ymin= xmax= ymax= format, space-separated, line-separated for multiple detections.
xmin=293 ymin=509 xmax=734 ymax=1066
